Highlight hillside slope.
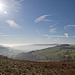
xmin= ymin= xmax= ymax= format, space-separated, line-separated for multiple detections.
xmin=0 ymin=55 xmax=8 ymax=59
xmin=15 ymin=44 xmax=75 ymax=61
xmin=0 ymin=45 xmax=22 ymax=58
xmin=0 ymin=58 xmax=75 ymax=75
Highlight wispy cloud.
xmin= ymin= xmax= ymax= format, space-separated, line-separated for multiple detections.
xmin=49 ymin=28 xmax=57 ymax=33
xmin=17 ymin=0 xmax=25 ymax=3
xmin=6 ymin=20 xmax=20 ymax=28
xmin=5 ymin=0 xmax=25 ymax=12
xmin=64 ymin=25 xmax=75 ymax=29
xmin=44 ymin=19 xmax=52 ymax=22
xmin=11 ymin=0 xmax=25 ymax=11
xmin=34 ymin=15 xmax=51 ymax=23
xmin=44 ymin=33 xmax=69 ymax=38
xmin=49 ymin=23 xmax=58 ymax=28
xmin=34 ymin=29 xmax=40 ymax=34
xmin=44 ymin=35 xmax=65 ymax=38
xmin=72 ymin=36 xmax=75 ymax=37
xmin=10 ymin=0 xmax=23 ymax=7
xmin=64 ymin=33 xmax=69 ymax=37
xmin=49 ymin=25 xmax=53 ymax=28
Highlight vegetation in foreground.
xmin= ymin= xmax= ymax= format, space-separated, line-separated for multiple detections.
xmin=0 ymin=56 xmax=75 ymax=75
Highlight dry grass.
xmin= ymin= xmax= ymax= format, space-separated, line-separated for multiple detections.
xmin=0 ymin=59 xmax=75 ymax=75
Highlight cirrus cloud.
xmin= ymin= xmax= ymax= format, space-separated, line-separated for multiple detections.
xmin=34 ymin=15 xmax=51 ymax=23
xmin=44 ymin=33 xmax=69 ymax=38
xmin=64 ymin=25 xmax=75 ymax=29
xmin=64 ymin=33 xmax=69 ymax=37
xmin=49 ymin=28 xmax=57 ymax=33
xmin=6 ymin=20 xmax=20 ymax=28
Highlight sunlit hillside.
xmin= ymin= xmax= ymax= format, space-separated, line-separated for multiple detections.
xmin=15 ymin=44 xmax=75 ymax=62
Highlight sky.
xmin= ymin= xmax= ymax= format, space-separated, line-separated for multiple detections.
xmin=0 ymin=0 xmax=75 ymax=47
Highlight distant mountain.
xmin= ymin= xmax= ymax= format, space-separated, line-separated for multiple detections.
xmin=15 ymin=44 xmax=75 ymax=61
xmin=0 ymin=45 xmax=22 ymax=58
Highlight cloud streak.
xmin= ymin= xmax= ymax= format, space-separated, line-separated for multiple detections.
xmin=34 ymin=29 xmax=40 ymax=34
xmin=6 ymin=20 xmax=20 ymax=28
xmin=49 ymin=23 xmax=58 ymax=28
xmin=64 ymin=25 xmax=75 ymax=29
xmin=64 ymin=33 xmax=69 ymax=37
xmin=10 ymin=0 xmax=25 ymax=11
xmin=44 ymin=35 xmax=65 ymax=38
xmin=44 ymin=33 xmax=69 ymax=38
xmin=72 ymin=36 xmax=75 ymax=37
xmin=49 ymin=23 xmax=58 ymax=33
xmin=44 ymin=19 xmax=52 ymax=22
xmin=34 ymin=15 xmax=51 ymax=23
xmin=3 ymin=0 xmax=25 ymax=12
xmin=49 ymin=28 xmax=57 ymax=33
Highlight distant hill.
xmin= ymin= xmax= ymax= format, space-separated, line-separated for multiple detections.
xmin=0 ymin=45 xmax=22 ymax=58
xmin=0 ymin=45 xmax=10 ymax=56
xmin=15 ymin=44 xmax=75 ymax=61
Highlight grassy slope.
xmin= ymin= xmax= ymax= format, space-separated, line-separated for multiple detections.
xmin=33 ymin=46 xmax=75 ymax=61
xmin=15 ymin=45 xmax=75 ymax=61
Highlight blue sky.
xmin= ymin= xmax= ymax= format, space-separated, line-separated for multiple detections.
xmin=0 ymin=0 xmax=75 ymax=46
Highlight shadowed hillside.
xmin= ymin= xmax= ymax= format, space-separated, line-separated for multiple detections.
xmin=0 ymin=55 xmax=8 ymax=59
xmin=0 ymin=45 xmax=22 ymax=58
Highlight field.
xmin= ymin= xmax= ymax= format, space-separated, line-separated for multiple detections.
xmin=0 ymin=59 xmax=75 ymax=75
